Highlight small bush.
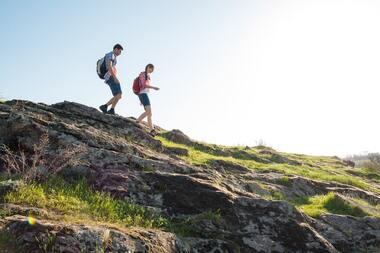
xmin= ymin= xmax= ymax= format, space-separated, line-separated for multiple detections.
xmin=276 ymin=176 xmax=292 ymax=187
xmin=363 ymin=153 xmax=380 ymax=172
xmin=265 ymin=190 xmax=285 ymax=201
xmin=0 ymin=133 xmax=87 ymax=183
xmin=347 ymin=153 xmax=380 ymax=171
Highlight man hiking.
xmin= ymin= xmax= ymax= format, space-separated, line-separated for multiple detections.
xmin=99 ymin=44 xmax=124 ymax=115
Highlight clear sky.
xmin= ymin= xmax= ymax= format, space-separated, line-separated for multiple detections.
xmin=1 ymin=0 xmax=379 ymax=157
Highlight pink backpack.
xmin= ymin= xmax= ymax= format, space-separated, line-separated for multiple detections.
xmin=132 ymin=72 xmax=148 ymax=95
xmin=132 ymin=77 xmax=140 ymax=95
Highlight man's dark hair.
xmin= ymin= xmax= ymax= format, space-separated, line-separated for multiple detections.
xmin=113 ymin=44 xmax=123 ymax=50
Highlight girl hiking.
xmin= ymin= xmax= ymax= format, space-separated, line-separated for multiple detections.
xmin=135 ymin=64 xmax=160 ymax=136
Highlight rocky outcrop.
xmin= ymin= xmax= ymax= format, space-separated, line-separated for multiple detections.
xmin=160 ymin=129 xmax=194 ymax=147
xmin=0 ymin=100 xmax=379 ymax=253
xmin=307 ymin=214 xmax=380 ymax=252
xmin=0 ymin=215 xmax=180 ymax=253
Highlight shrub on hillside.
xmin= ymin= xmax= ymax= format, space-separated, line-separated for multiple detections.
xmin=0 ymin=133 xmax=87 ymax=182
xmin=362 ymin=153 xmax=380 ymax=172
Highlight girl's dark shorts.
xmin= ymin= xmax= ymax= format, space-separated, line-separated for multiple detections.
xmin=138 ymin=93 xmax=151 ymax=107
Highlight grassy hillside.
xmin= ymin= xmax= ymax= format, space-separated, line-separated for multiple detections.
xmin=2 ymin=133 xmax=379 ymax=228
xmin=156 ymin=134 xmax=380 ymax=218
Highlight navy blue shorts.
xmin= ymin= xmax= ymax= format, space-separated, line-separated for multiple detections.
xmin=138 ymin=93 xmax=151 ymax=107
xmin=106 ymin=76 xmax=122 ymax=96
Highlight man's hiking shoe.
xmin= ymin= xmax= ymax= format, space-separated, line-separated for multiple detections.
xmin=99 ymin=104 xmax=108 ymax=113
xmin=107 ymin=108 xmax=115 ymax=115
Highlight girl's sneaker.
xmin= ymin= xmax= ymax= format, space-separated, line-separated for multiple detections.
xmin=107 ymin=108 xmax=115 ymax=115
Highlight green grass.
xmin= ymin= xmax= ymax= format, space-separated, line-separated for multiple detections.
xmin=4 ymin=178 xmax=168 ymax=229
xmin=0 ymin=209 xmax=11 ymax=219
xmin=346 ymin=167 xmax=380 ymax=183
xmin=2 ymin=177 xmax=226 ymax=238
xmin=157 ymin=135 xmax=235 ymax=165
xmin=265 ymin=190 xmax=285 ymax=201
xmin=345 ymin=197 xmax=380 ymax=218
xmin=156 ymin=136 xmax=379 ymax=194
xmin=276 ymin=176 xmax=292 ymax=187
xmin=293 ymin=192 xmax=368 ymax=218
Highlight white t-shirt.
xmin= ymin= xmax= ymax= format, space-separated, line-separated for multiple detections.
xmin=103 ymin=52 xmax=117 ymax=82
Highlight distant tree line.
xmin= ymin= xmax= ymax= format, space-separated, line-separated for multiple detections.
xmin=346 ymin=153 xmax=380 ymax=171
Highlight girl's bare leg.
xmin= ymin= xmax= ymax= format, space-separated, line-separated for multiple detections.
xmin=145 ymin=106 xmax=153 ymax=130
xmin=137 ymin=111 xmax=147 ymax=123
